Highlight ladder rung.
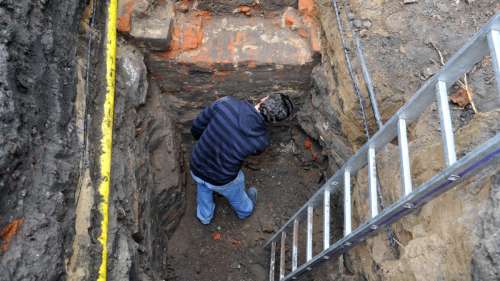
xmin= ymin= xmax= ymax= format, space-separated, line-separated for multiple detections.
xmin=279 ymin=232 xmax=286 ymax=280
xmin=323 ymin=189 xmax=330 ymax=250
xmin=270 ymin=241 xmax=276 ymax=281
xmin=397 ymin=118 xmax=413 ymax=197
xmin=436 ymin=80 xmax=457 ymax=167
xmin=344 ymin=169 xmax=352 ymax=236
xmin=306 ymin=206 xmax=313 ymax=261
xmin=488 ymin=29 xmax=500 ymax=95
xmin=292 ymin=219 xmax=299 ymax=271
xmin=368 ymin=147 xmax=378 ymax=218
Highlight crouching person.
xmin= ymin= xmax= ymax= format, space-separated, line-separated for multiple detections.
xmin=190 ymin=94 xmax=294 ymax=224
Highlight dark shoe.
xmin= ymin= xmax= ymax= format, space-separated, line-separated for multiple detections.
xmin=247 ymin=187 xmax=257 ymax=207
xmin=196 ymin=217 xmax=211 ymax=225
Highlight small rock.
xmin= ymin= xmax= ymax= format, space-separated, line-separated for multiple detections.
xmin=234 ymin=5 xmax=252 ymax=16
xmin=261 ymin=221 xmax=275 ymax=233
xmin=176 ymin=2 xmax=189 ymax=13
xmin=352 ymin=19 xmax=363 ymax=29
xmin=200 ymin=247 xmax=206 ymax=256
xmin=239 ymin=5 xmax=251 ymax=13
xmin=362 ymin=19 xmax=372 ymax=29
xmin=399 ymin=45 xmax=407 ymax=54
xmin=137 ymin=244 xmax=146 ymax=253
xmin=230 ymin=262 xmax=241 ymax=269
xmin=403 ymin=0 xmax=418 ymax=4
xmin=422 ymin=65 xmax=439 ymax=79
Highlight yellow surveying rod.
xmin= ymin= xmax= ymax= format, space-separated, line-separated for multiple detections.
xmin=97 ymin=0 xmax=118 ymax=280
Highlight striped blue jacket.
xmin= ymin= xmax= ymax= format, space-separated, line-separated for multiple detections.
xmin=190 ymin=96 xmax=270 ymax=185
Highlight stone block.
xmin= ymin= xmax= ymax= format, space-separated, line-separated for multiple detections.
xmin=130 ymin=17 xmax=173 ymax=51
xmin=130 ymin=1 xmax=175 ymax=51
xmin=118 ymin=0 xmax=150 ymax=33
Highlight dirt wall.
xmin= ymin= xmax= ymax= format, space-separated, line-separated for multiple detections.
xmin=0 ymin=0 xmax=83 ymax=279
xmin=0 ymin=1 xmax=186 ymax=279
xmin=310 ymin=0 xmax=500 ymax=280
xmin=67 ymin=38 xmax=186 ymax=280
xmin=340 ymin=107 xmax=499 ymax=281
xmin=109 ymin=42 xmax=186 ymax=280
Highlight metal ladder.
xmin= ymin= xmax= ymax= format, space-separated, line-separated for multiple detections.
xmin=264 ymin=13 xmax=500 ymax=281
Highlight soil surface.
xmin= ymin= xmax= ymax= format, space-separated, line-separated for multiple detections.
xmin=166 ymin=125 xmax=328 ymax=281
xmin=342 ymin=0 xmax=500 ymax=119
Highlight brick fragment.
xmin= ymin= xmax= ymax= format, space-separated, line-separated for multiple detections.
xmin=1 ymin=219 xmax=23 ymax=253
xmin=298 ymin=0 xmax=316 ymax=16
xmin=310 ymin=30 xmax=321 ymax=52
xmin=158 ymin=14 xmax=206 ymax=59
xmin=176 ymin=0 xmax=191 ymax=13
xmin=118 ymin=0 xmax=136 ymax=33
xmin=282 ymin=7 xmax=303 ymax=29
xmin=239 ymin=5 xmax=252 ymax=13
xmin=117 ymin=0 xmax=150 ymax=33
xmin=303 ymin=15 xmax=321 ymax=53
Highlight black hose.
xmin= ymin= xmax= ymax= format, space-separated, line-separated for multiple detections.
xmin=331 ymin=0 xmax=399 ymax=254
xmin=331 ymin=0 xmax=370 ymax=139
xmin=84 ymin=0 xmax=97 ymax=167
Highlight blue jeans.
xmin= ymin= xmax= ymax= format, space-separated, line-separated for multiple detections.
xmin=191 ymin=170 xmax=254 ymax=224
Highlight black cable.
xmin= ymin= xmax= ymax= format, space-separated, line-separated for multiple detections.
xmin=339 ymin=0 xmax=384 ymax=129
xmin=331 ymin=0 xmax=370 ymax=140
xmin=75 ymin=0 xmax=97 ymax=204
xmin=83 ymin=0 xmax=96 ymax=169
xmin=355 ymin=36 xmax=384 ymax=129
xmin=343 ymin=0 xmax=399 ymax=253
xmin=332 ymin=0 xmax=399 ymax=253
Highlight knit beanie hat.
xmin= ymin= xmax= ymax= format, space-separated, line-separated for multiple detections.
xmin=259 ymin=93 xmax=294 ymax=123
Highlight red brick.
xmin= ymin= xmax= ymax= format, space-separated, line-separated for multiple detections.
xmin=154 ymin=16 xmax=316 ymax=66
xmin=1 ymin=219 xmax=23 ymax=253
xmin=310 ymin=30 xmax=321 ymax=52
xmin=239 ymin=5 xmax=251 ymax=13
xmin=299 ymin=0 xmax=316 ymax=16
xmin=117 ymin=0 xmax=136 ymax=33
xmin=282 ymin=7 xmax=303 ymax=29
xmin=303 ymin=15 xmax=321 ymax=53
xmin=158 ymin=14 xmax=206 ymax=59
xmin=176 ymin=0 xmax=192 ymax=13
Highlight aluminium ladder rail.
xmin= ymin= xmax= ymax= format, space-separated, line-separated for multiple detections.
xmin=264 ymin=13 xmax=500 ymax=281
